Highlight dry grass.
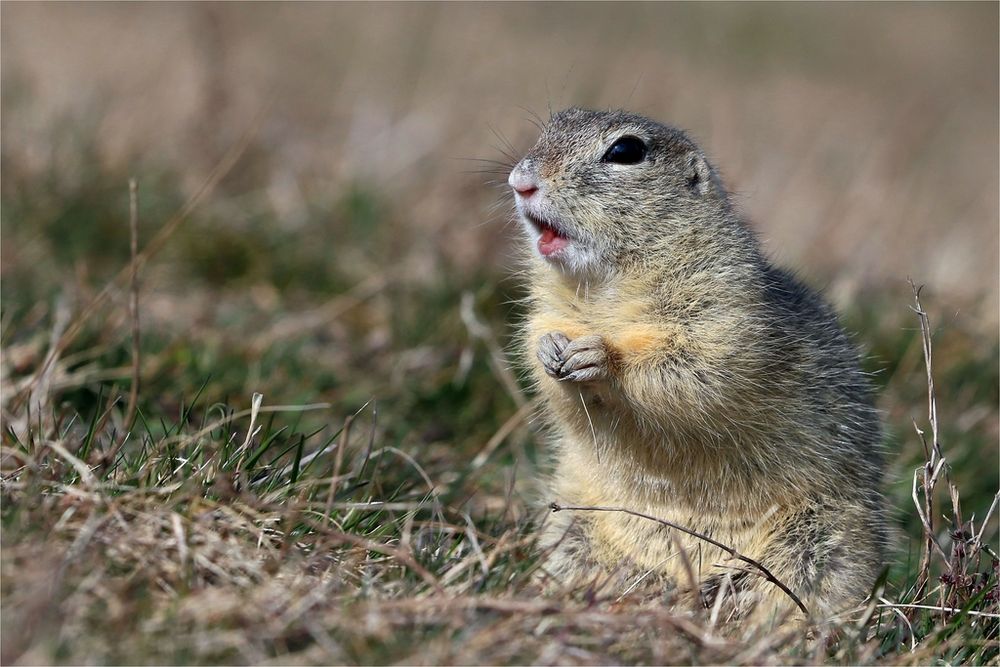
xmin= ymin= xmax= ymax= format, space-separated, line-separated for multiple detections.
xmin=1 ymin=3 xmax=998 ymax=665
xmin=1 ymin=287 xmax=996 ymax=664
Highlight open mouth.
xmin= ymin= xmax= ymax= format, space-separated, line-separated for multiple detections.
xmin=525 ymin=212 xmax=571 ymax=257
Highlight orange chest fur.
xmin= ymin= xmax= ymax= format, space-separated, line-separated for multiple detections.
xmin=529 ymin=285 xmax=688 ymax=365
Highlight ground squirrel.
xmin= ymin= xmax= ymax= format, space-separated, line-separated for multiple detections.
xmin=508 ymin=108 xmax=887 ymax=624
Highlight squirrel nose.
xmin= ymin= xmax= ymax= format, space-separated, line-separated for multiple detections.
xmin=508 ymin=169 xmax=539 ymax=198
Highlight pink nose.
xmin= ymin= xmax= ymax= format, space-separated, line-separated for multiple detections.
xmin=508 ymin=169 xmax=539 ymax=198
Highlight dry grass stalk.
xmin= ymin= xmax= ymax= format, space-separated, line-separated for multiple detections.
xmin=124 ymin=177 xmax=140 ymax=432
xmin=325 ymin=412 xmax=353 ymax=525
xmin=233 ymin=392 xmax=264 ymax=490
xmin=549 ymin=502 xmax=809 ymax=615
xmin=469 ymin=398 xmax=537 ymax=471
xmin=461 ymin=291 xmax=528 ymax=410
xmin=7 ymin=295 xmax=70 ymax=439
xmin=909 ymin=280 xmax=951 ymax=602
xmin=904 ymin=281 xmax=998 ymax=638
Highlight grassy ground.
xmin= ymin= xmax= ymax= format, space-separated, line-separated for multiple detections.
xmin=2 ymin=4 xmax=998 ymax=665
xmin=2 ymin=147 xmax=997 ymax=665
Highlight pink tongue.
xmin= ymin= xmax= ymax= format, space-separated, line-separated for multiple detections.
xmin=538 ymin=227 xmax=569 ymax=256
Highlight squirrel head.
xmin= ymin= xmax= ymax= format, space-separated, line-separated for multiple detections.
xmin=509 ymin=108 xmax=730 ymax=278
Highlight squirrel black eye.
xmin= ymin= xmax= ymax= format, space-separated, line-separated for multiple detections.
xmin=602 ymin=136 xmax=647 ymax=165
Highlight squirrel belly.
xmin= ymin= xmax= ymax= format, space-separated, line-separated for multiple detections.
xmin=510 ymin=108 xmax=887 ymax=624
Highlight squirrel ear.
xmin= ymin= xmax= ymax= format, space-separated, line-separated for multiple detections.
xmin=685 ymin=152 xmax=715 ymax=196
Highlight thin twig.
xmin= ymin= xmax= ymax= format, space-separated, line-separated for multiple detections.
xmin=460 ymin=291 xmax=528 ymax=409
xmin=908 ymin=280 xmax=958 ymax=602
xmin=325 ymin=414 xmax=354 ymax=525
xmin=549 ymin=502 xmax=809 ymax=615
xmin=124 ymin=178 xmax=141 ymax=432
xmin=909 ymin=280 xmax=940 ymax=599
xmin=974 ymin=491 xmax=999 ymax=550
xmin=469 ymin=398 xmax=537 ymax=471
xmin=910 ymin=468 xmax=949 ymax=563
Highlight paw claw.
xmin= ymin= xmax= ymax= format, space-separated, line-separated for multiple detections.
xmin=538 ymin=332 xmax=572 ymax=379
xmin=537 ymin=332 xmax=608 ymax=383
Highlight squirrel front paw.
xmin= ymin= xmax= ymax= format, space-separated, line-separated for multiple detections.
xmin=538 ymin=332 xmax=609 ymax=383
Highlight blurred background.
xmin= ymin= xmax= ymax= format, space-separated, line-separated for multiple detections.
xmin=2 ymin=2 xmax=997 ymax=521
xmin=4 ymin=2 xmax=997 ymax=306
